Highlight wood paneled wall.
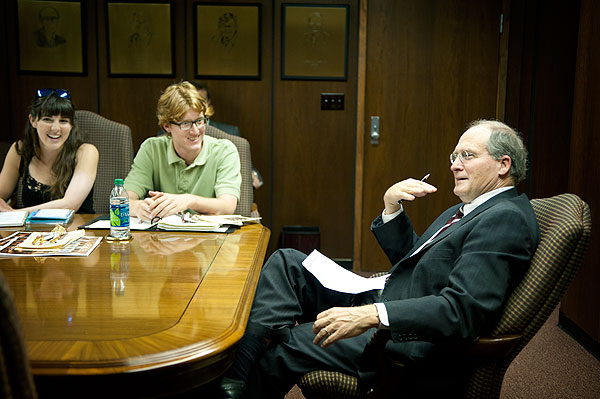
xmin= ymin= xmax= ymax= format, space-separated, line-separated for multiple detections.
xmin=564 ymin=0 xmax=600 ymax=355
xmin=3 ymin=0 xmax=100 ymax=143
xmin=1 ymin=0 xmax=356 ymax=259
xmin=270 ymin=0 xmax=358 ymax=259
xmin=357 ymin=0 xmax=503 ymax=271
xmin=504 ymin=0 xmax=599 ymax=355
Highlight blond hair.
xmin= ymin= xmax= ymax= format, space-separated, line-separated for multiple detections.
xmin=156 ymin=81 xmax=207 ymax=132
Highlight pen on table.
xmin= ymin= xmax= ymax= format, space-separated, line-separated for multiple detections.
xmin=398 ymin=173 xmax=431 ymax=204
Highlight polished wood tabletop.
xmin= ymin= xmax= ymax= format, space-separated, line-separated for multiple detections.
xmin=0 ymin=214 xmax=270 ymax=397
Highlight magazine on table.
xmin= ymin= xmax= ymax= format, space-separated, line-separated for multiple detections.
xmin=0 ymin=230 xmax=101 ymax=257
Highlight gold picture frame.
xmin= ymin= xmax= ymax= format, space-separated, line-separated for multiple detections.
xmin=107 ymin=2 xmax=174 ymax=76
xmin=282 ymin=4 xmax=348 ymax=81
xmin=195 ymin=3 xmax=261 ymax=79
xmin=17 ymin=0 xmax=85 ymax=75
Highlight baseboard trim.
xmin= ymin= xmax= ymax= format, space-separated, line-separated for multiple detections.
xmin=558 ymin=311 xmax=600 ymax=361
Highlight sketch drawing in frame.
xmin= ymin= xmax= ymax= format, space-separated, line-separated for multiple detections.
xmin=107 ymin=2 xmax=174 ymax=76
xmin=195 ymin=3 xmax=261 ymax=79
xmin=17 ymin=0 xmax=85 ymax=74
xmin=282 ymin=4 xmax=348 ymax=80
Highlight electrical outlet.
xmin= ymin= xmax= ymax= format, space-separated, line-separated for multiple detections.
xmin=321 ymin=93 xmax=344 ymax=110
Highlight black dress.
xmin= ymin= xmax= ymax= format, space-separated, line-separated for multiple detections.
xmin=19 ymin=161 xmax=95 ymax=214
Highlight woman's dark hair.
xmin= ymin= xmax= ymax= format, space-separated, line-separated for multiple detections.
xmin=17 ymin=91 xmax=83 ymax=199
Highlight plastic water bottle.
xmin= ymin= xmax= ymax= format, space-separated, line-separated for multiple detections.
xmin=110 ymin=178 xmax=130 ymax=239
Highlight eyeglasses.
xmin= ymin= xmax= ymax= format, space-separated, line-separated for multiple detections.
xmin=170 ymin=117 xmax=207 ymax=131
xmin=36 ymin=88 xmax=71 ymax=100
xmin=450 ymin=150 xmax=478 ymax=165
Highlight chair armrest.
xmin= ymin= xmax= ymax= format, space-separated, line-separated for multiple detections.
xmin=471 ymin=334 xmax=522 ymax=358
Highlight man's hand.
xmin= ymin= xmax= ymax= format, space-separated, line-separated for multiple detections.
xmin=383 ymin=178 xmax=437 ymax=215
xmin=312 ymin=305 xmax=380 ymax=348
xmin=130 ymin=197 xmax=158 ymax=221
xmin=147 ymin=191 xmax=191 ymax=220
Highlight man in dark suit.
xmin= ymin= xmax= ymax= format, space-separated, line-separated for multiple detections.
xmin=215 ymin=120 xmax=540 ymax=398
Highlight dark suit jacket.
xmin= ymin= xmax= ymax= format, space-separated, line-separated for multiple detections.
xmin=370 ymin=188 xmax=539 ymax=364
xmin=208 ymin=120 xmax=241 ymax=137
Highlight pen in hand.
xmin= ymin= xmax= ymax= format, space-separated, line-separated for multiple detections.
xmin=398 ymin=173 xmax=431 ymax=204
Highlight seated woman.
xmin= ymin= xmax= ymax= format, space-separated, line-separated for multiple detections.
xmin=125 ymin=81 xmax=241 ymax=222
xmin=0 ymin=89 xmax=98 ymax=213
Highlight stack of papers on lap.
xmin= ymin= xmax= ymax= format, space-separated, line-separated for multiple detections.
xmin=0 ymin=210 xmax=29 ymax=227
xmin=26 ymin=209 xmax=74 ymax=224
xmin=302 ymin=250 xmax=389 ymax=294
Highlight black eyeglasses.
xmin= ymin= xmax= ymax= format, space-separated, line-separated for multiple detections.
xmin=170 ymin=117 xmax=208 ymax=131
xmin=36 ymin=88 xmax=71 ymax=100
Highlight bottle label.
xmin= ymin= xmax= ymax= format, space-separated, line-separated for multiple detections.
xmin=110 ymin=204 xmax=130 ymax=228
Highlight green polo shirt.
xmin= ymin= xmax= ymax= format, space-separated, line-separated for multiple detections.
xmin=124 ymin=135 xmax=241 ymax=203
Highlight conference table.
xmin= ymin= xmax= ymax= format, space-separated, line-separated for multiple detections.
xmin=0 ymin=214 xmax=270 ymax=398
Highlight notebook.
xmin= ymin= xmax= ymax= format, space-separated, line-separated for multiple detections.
xmin=0 ymin=210 xmax=29 ymax=227
xmin=26 ymin=209 xmax=74 ymax=225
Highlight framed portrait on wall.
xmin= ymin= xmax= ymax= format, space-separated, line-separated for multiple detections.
xmin=281 ymin=4 xmax=348 ymax=81
xmin=17 ymin=0 xmax=86 ymax=75
xmin=194 ymin=3 xmax=261 ymax=79
xmin=107 ymin=2 xmax=174 ymax=76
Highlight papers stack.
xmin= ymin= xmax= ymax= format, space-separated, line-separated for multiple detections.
xmin=157 ymin=214 xmax=261 ymax=232
xmin=0 ymin=210 xmax=28 ymax=227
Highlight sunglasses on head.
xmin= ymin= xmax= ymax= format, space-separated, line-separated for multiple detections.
xmin=36 ymin=88 xmax=71 ymax=100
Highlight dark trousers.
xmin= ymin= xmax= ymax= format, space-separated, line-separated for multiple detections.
xmin=243 ymin=249 xmax=374 ymax=398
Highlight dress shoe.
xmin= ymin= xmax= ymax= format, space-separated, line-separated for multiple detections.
xmin=214 ymin=377 xmax=245 ymax=399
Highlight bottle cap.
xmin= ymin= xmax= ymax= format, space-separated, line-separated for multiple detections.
xmin=114 ymin=178 xmax=124 ymax=185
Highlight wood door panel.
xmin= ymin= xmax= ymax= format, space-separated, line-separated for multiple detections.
xmin=360 ymin=0 xmax=502 ymax=271
xmin=271 ymin=0 xmax=358 ymax=259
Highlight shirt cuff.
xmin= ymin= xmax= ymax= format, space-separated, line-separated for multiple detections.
xmin=374 ymin=302 xmax=390 ymax=328
xmin=381 ymin=206 xmax=403 ymax=224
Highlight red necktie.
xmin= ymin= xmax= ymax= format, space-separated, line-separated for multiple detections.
xmin=431 ymin=209 xmax=464 ymax=240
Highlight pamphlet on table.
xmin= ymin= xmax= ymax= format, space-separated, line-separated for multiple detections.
xmin=0 ymin=229 xmax=101 ymax=257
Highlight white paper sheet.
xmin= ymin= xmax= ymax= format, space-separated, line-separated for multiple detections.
xmin=85 ymin=217 xmax=155 ymax=230
xmin=301 ymin=250 xmax=388 ymax=294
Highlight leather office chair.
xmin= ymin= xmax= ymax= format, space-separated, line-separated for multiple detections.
xmin=298 ymin=193 xmax=591 ymax=399
xmin=76 ymin=110 xmax=134 ymax=214
xmin=0 ymin=271 xmax=37 ymax=398
xmin=205 ymin=125 xmax=254 ymax=217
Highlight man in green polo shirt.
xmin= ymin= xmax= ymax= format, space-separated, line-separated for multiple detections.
xmin=125 ymin=81 xmax=241 ymax=221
